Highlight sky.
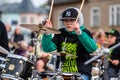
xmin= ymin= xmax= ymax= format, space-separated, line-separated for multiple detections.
xmin=31 ymin=0 xmax=48 ymax=7
xmin=1 ymin=0 xmax=48 ymax=7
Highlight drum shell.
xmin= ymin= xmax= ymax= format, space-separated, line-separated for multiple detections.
xmin=2 ymin=55 xmax=33 ymax=79
xmin=62 ymin=73 xmax=81 ymax=80
xmin=0 ymin=53 xmax=7 ymax=74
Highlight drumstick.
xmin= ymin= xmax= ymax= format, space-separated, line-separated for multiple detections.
xmin=48 ymin=0 xmax=55 ymax=20
xmin=76 ymin=0 xmax=85 ymax=22
xmin=108 ymin=58 xmax=112 ymax=62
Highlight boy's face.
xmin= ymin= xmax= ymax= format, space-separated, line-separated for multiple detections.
xmin=107 ymin=34 xmax=116 ymax=45
xmin=62 ymin=19 xmax=79 ymax=32
xmin=96 ymin=33 xmax=105 ymax=45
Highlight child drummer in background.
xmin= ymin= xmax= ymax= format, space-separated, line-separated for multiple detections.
xmin=105 ymin=29 xmax=120 ymax=79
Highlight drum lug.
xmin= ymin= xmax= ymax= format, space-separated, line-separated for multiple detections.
xmin=6 ymin=58 xmax=9 ymax=61
xmin=19 ymin=60 xmax=23 ymax=64
xmin=2 ymin=69 xmax=6 ymax=73
xmin=27 ymin=78 xmax=31 ymax=80
xmin=31 ymin=66 xmax=34 ymax=70
xmin=16 ymin=72 xmax=19 ymax=76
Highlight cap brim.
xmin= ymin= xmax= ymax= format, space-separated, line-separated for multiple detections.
xmin=105 ymin=32 xmax=109 ymax=35
xmin=105 ymin=32 xmax=116 ymax=36
xmin=60 ymin=17 xmax=76 ymax=21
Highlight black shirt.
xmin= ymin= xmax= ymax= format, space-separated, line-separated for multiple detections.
xmin=53 ymin=28 xmax=92 ymax=77
xmin=109 ymin=43 xmax=120 ymax=71
xmin=14 ymin=34 xmax=24 ymax=43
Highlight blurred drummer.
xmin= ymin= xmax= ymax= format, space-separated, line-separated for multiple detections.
xmin=27 ymin=43 xmax=35 ymax=56
xmin=105 ymin=29 xmax=120 ymax=79
xmin=14 ymin=41 xmax=29 ymax=58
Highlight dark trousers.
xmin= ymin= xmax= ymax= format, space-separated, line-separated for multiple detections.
xmin=108 ymin=67 xmax=120 ymax=80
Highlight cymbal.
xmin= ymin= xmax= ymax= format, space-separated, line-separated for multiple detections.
xmin=50 ymin=52 xmax=77 ymax=58
xmin=0 ymin=46 xmax=9 ymax=54
xmin=20 ymin=24 xmax=61 ymax=34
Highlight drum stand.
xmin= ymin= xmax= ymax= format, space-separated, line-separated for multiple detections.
xmin=53 ymin=54 xmax=57 ymax=71
xmin=48 ymin=41 xmax=66 ymax=80
xmin=48 ymin=55 xmax=64 ymax=80
xmin=46 ymin=54 xmax=57 ymax=72
xmin=30 ymin=31 xmax=42 ymax=80
xmin=102 ymin=53 xmax=109 ymax=80
xmin=98 ymin=59 xmax=102 ymax=80
xmin=29 ymin=31 xmax=42 ymax=66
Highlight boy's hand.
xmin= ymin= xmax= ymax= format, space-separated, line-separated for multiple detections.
xmin=74 ymin=21 xmax=81 ymax=34
xmin=43 ymin=20 xmax=52 ymax=28
xmin=111 ymin=60 xmax=119 ymax=65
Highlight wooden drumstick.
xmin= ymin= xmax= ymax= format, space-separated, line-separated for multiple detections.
xmin=108 ymin=58 xmax=112 ymax=62
xmin=76 ymin=0 xmax=85 ymax=22
xmin=48 ymin=0 xmax=55 ymax=20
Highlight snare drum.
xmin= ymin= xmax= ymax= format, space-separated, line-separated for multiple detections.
xmin=62 ymin=72 xmax=82 ymax=80
xmin=1 ymin=54 xmax=34 ymax=80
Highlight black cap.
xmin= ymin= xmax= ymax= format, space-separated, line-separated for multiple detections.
xmin=106 ymin=29 xmax=120 ymax=37
xmin=60 ymin=8 xmax=78 ymax=20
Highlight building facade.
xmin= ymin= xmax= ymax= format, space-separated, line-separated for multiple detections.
xmin=0 ymin=0 xmax=48 ymax=25
xmin=49 ymin=0 xmax=120 ymax=32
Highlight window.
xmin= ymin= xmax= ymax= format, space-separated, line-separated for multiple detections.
xmin=90 ymin=7 xmax=100 ymax=27
xmin=30 ymin=17 xmax=34 ymax=24
xmin=21 ymin=16 xmax=27 ymax=24
xmin=109 ymin=4 xmax=120 ymax=26
xmin=11 ymin=20 xmax=18 ymax=25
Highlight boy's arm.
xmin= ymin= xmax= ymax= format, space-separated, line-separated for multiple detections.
xmin=77 ymin=28 xmax=97 ymax=53
xmin=42 ymin=34 xmax=57 ymax=52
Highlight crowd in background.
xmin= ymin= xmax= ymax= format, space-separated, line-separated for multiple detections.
xmin=5 ymin=23 xmax=120 ymax=58
xmin=5 ymin=24 xmax=34 ymax=58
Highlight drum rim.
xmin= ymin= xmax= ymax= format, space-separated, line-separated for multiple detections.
xmin=62 ymin=73 xmax=74 ymax=76
xmin=7 ymin=54 xmax=28 ymax=61
xmin=1 ymin=74 xmax=23 ymax=80
xmin=0 ymin=56 xmax=6 ymax=61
